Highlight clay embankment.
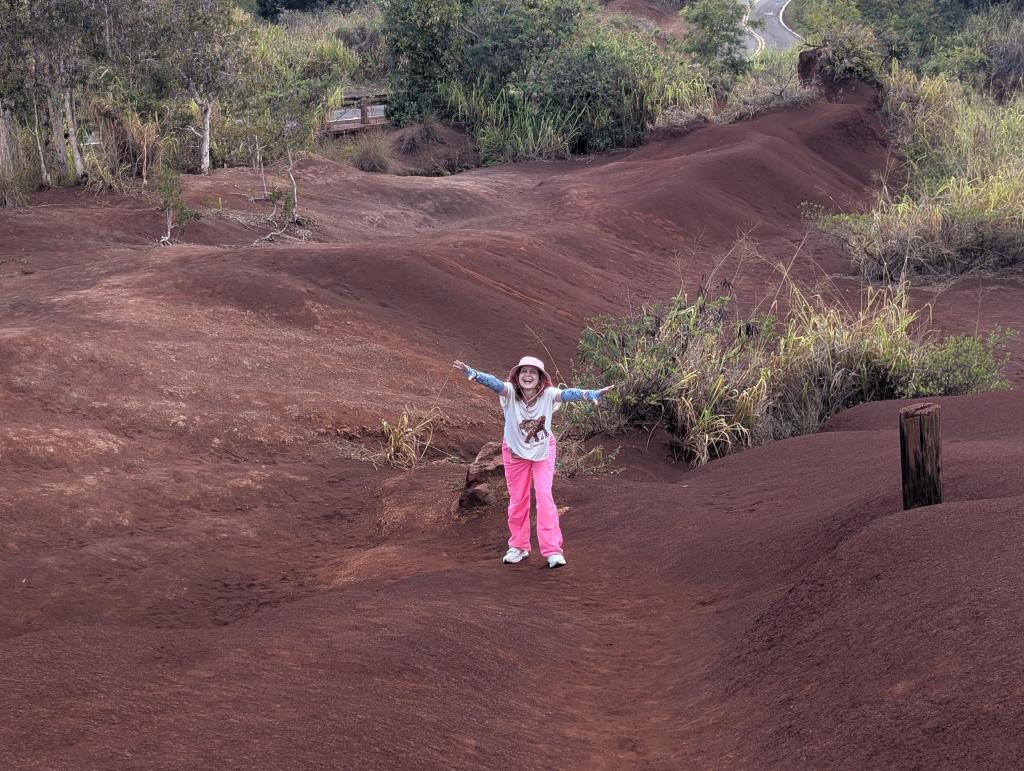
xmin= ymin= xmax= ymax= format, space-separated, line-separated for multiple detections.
xmin=2 ymin=87 xmax=1023 ymax=768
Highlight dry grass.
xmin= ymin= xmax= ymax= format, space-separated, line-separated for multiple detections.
xmin=568 ymin=265 xmax=1013 ymax=466
xmin=377 ymin=408 xmax=439 ymax=468
xmin=716 ymin=49 xmax=820 ymax=123
xmin=350 ymin=130 xmax=394 ymax=173
xmin=824 ymin=67 xmax=1024 ymax=280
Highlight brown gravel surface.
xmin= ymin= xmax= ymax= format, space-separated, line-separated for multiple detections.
xmin=2 ymin=87 xmax=1023 ymax=769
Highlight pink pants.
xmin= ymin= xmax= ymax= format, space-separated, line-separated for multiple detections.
xmin=502 ymin=437 xmax=562 ymax=558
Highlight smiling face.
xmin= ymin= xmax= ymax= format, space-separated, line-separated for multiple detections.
xmin=517 ymin=365 xmax=541 ymax=391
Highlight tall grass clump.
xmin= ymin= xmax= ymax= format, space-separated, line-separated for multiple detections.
xmin=824 ymin=66 xmax=1024 ymax=280
xmin=0 ymin=118 xmax=39 ymax=208
xmin=567 ymin=279 xmax=1013 ymax=466
xmin=349 ymin=129 xmax=393 ymax=171
xmin=440 ymin=81 xmax=583 ymax=162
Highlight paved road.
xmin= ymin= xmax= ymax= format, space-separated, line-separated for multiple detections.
xmin=744 ymin=0 xmax=803 ymax=54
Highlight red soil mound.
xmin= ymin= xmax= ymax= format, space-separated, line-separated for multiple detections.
xmin=2 ymin=90 xmax=1023 ymax=767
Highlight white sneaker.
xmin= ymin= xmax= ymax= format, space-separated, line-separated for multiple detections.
xmin=547 ymin=554 xmax=566 ymax=569
xmin=502 ymin=547 xmax=529 ymax=564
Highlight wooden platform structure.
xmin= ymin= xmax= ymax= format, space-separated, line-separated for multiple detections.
xmin=325 ymin=88 xmax=390 ymax=135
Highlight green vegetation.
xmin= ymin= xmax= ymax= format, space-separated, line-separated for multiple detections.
xmin=716 ymin=48 xmax=818 ymax=123
xmin=386 ymin=0 xmax=704 ymax=161
xmin=0 ymin=0 xmax=373 ymax=201
xmin=349 ymin=129 xmax=393 ymax=171
xmin=825 ymin=68 xmax=1024 ymax=280
xmin=778 ymin=0 xmax=1024 ymax=281
xmin=680 ymin=0 xmax=756 ymax=93
xmin=155 ymin=165 xmax=202 ymax=243
xmin=565 ymin=280 xmax=1013 ymax=466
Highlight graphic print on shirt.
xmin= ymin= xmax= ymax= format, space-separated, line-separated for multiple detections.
xmin=519 ymin=416 xmax=548 ymax=444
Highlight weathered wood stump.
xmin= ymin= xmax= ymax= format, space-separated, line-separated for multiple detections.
xmin=899 ymin=403 xmax=942 ymax=510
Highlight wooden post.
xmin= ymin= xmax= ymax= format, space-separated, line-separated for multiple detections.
xmin=899 ymin=403 xmax=942 ymax=510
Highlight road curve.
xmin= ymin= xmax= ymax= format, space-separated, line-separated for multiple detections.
xmin=745 ymin=0 xmax=803 ymax=54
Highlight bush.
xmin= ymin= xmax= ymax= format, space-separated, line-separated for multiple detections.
xmin=461 ymin=0 xmax=588 ymax=91
xmin=568 ymin=278 xmax=1014 ymax=466
xmin=717 ymin=48 xmax=820 ymax=123
xmin=382 ymin=0 xmax=464 ymax=123
xmin=815 ymin=22 xmax=885 ymax=85
xmin=0 ymin=119 xmax=36 ymax=207
xmin=522 ymin=24 xmax=686 ymax=153
xmin=442 ymin=81 xmax=582 ymax=162
xmin=333 ymin=6 xmax=387 ymax=81
xmin=349 ymin=129 xmax=393 ymax=171
xmin=823 ymin=67 xmax=1024 ymax=280
xmin=679 ymin=0 xmax=752 ymax=94
xmin=926 ymin=5 xmax=1024 ymax=101
xmin=913 ymin=329 xmax=1015 ymax=396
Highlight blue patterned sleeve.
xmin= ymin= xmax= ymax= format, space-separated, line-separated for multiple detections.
xmin=559 ymin=388 xmax=602 ymax=403
xmin=464 ymin=367 xmax=505 ymax=395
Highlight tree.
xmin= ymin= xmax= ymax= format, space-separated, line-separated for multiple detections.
xmin=461 ymin=0 xmax=588 ymax=92
xmin=681 ymin=0 xmax=755 ymax=92
xmin=382 ymin=0 xmax=464 ymax=123
xmin=153 ymin=0 xmax=240 ymax=175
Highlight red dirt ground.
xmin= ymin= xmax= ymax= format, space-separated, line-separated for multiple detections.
xmin=2 ymin=86 xmax=1023 ymax=768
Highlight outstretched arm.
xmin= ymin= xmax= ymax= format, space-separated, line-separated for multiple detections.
xmin=453 ymin=360 xmax=505 ymax=395
xmin=557 ymin=385 xmax=615 ymax=404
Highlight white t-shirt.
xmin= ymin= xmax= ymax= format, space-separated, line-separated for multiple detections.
xmin=499 ymin=383 xmax=561 ymax=461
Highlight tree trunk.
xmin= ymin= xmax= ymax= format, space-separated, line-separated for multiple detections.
xmin=199 ymin=99 xmax=212 ymax=175
xmin=63 ymin=87 xmax=86 ymax=182
xmin=899 ymin=403 xmax=943 ymax=510
xmin=0 ymin=103 xmax=14 ymax=178
xmin=286 ymin=150 xmax=298 ymax=223
xmin=33 ymin=97 xmax=52 ymax=188
xmin=47 ymin=91 xmax=67 ymax=180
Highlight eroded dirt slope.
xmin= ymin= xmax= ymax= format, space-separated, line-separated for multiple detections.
xmin=2 ymin=87 xmax=1023 ymax=768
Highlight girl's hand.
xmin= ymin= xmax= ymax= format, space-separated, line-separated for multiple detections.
xmin=453 ymin=360 xmax=473 ymax=376
xmin=589 ymin=385 xmax=616 ymax=403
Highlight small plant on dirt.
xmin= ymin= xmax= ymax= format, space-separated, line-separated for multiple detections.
xmin=350 ymin=129 xmax=393 ymax=172
xmin=378 ymin=408 xmax=439 ymax=468
xmin=155 ymin=165 xmax=200 ymax=244
xmin=555 ymin=437 xmax=622 ymax=479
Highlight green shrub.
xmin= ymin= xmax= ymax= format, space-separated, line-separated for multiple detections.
xmin=913 ymin=329 xmax=1015 ymax=396
xmin=567 ymin=278 xmax=1014 ymax=466
xmin=823 ymin=67 xmax=1024 ymax=280
xmin=333 ymin=6 xmax=387 ymax=81
xmin=523 ymin=23 xmax=685 ymax=153
xmin=926 ymin=5 xmax=1024 ymax=101
xmin=461 ymin=0 xmax=589 ymax=91
xmin=382 ymin=0 xmax=464 ymax=123
xmin=0 ymin=119 xmax=38 ymax=207
xmin=679 ymin=0 xmax=752 ymax=94
xmin=442 ymin=81 xmax=583 ymax=162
